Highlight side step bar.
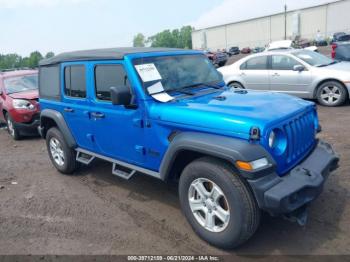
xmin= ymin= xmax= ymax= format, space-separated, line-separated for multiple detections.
xmin=112 ymin=164 xmax=136 ymax=180
xmin=76 ymin=151 xmax=95 ymax=165
xmin=75 ymin=148 xmax=160 ymax=180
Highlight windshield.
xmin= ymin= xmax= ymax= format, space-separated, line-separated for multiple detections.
xmin=133 ymin=54 xmax=222 ymax=93
xmin=292 ymin=50 xmax=334 ymax=67
xmin=4 ymin=74 xmax=38 ymax=94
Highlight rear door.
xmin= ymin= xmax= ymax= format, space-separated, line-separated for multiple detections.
xmin=269 ymin=54 xmax=312 ymax=97
xmin=239 ymin=55 xmax=269 ymax=91
xmin=60 ymin=63 xmax=94 ymax=151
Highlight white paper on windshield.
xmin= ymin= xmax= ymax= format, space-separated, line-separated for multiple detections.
xmin=147 ymin=81 xmax=164 ymax=95
xmin=135 ymin=63 xmax=162 ymax=82
xmin=152 ymin=92 xmax=174 ymax=102
xmin=147 ymin=81 xmax=174 ymax=102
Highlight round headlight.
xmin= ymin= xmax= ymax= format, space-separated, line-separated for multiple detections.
xmin=268 ymin=131 xmax=276 ymax=148
xmin=268 ymin=129 xmax=287 ymax=155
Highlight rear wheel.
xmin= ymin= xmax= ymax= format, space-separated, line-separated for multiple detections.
xmin=316 ymin=81 xmax=347 ymax=106
xmin=179 ymin=157 xmax=260 ymax=249
xmin=228 ymin=82 xmax=244 ymax=90
xmin=46 ymin=127 xmax=78 ymax=174
xmin=5 ymin=113 xmax=20 ymax=140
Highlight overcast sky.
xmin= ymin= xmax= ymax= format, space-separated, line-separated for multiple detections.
xmin=0 ymin=0 xmax=339 ymax=56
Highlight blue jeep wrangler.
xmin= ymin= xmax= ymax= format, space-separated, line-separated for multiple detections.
xmin=38 ymin=48 xmax=339 ymax=248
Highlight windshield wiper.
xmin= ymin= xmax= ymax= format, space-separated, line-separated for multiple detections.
xmin=317 ymin=60 xmax=338 ymax=67
xmin=178 ymin=82 xmax=223 ymax=91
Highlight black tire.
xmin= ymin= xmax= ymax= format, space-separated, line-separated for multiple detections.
xmin=316 ymin=81 xmax=347 ymax=106
xmin=179 ymin=157 xmax=260 ymax=249
xmin=228 ymin=82 xmax=244 ymax=89
xmin=46 ymin=127 xmax=78 ymax=174
xmin=5 ymin=113 xmax=20 ymax=140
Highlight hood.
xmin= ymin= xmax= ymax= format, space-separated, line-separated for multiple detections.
xmin=9 ymin=89 xmax=39 ymax=100
xmin=149 ymin=89 xmax=314 ymax=139
xmin=324 ymin=61 xmax=350 ymax=71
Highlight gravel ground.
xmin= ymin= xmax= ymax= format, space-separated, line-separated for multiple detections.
xmin=0 ymin=102 xmax=349 ymax=256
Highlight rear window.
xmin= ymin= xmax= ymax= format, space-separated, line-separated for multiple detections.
xmin=4 ymin=74 xmax=38 ymax=94
xmin=240 ymin=56 xmax=268 ymax=70
xmin=39 ymin=65 xmax=60 ymax=100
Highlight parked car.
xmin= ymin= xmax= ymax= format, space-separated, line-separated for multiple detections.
xmin=240 ymin=47 xmax=251 ymax=54
xmin=38 ymin=47 xmax=338 ymax=249
xmin=337 ymin=34 xmax=350 ymax=42
xmin=204 ymin=50 xmax=228 ymax=67
xmin=266 ymin=40 xmax=318 ymax=52
xmin=315 ymin=39 xmax=328 ymax=46
xmin=228 ymin=46 xmax=240 ymax=55
xmin=252 ymin=47 xmax=265 ymax=53
xmin=332 ymin=41 xmax=350 ymax=61
xmin=0 ymin=69 xmax=40 ymax=140
xmin=331 ymin=32 xmax=349 ymax=43
xmin=218 ymin=49 xmax=350 ymax=106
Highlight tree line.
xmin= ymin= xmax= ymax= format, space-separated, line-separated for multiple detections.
xmin=133 ymin=26 xmax=193 ymax=49
xmin=0 ymin=51 xmax=54 ymax=70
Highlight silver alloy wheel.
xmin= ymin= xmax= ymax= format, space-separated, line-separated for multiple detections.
xmin=49 ymin=138 xmax=65 ymax=166
xmin=320 ymin=85 xmax=341 ymax=105
xmin=7 ymin=118 xmax=15 ymax=137
xmin=188 ymin=178 xmax=230 ymax=233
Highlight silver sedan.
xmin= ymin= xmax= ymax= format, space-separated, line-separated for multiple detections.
xmin=218 ymin=49 xmax=350 ymax=106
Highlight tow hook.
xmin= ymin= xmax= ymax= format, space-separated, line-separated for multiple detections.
xmin=283 ymin=206 xmax=308 ymax=226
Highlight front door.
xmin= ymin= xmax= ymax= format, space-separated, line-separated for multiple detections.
xmin=90 ymin=62 xmax=144 ymax=166
xmin=269 ymin=55 xmax=312 ymax=97
xmin=61 ymin=63 xmax=94 ymax=151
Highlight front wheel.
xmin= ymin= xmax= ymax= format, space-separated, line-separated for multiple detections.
xmin=316 ymin=81 xmax=347 ymax=106
xmin=46 ymin=127 xmax=78 ymax=174
xmin=5 ymin=113 xmax=20 ymax=140
xmin=179 ymin=157 xmax=260 ymax=249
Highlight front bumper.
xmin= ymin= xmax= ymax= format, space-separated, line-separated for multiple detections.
xmin=14 ymin=119 xmax=40 ymax=135
xmin=248 ymin=140 xmax=339 ymax=218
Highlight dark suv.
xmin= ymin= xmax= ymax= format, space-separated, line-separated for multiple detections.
xmin=38 ymin=48 xmax=338 ymax=249
xmin=0 ymin=69 xmax=40 ymax=140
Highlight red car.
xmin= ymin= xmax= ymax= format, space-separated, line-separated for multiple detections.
xmin=0 ymin=69 xmax=40 ymax=140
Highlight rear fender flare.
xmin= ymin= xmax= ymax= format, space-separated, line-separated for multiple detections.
xmin=40 ymin=109 xmax=76 ymax=148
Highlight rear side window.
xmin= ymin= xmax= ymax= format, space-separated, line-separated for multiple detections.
xmin=94 ymin=64 xmax=130 ymax=101
xmin=271 ymin=55 xmax=301 ymax=70
xmin=39 ymin=65 xmax=60 ymax=100
xmin=64 ymin=65 xmax=86 ymax=98
xmin=240 ymin=56 xmax=268 ymax=70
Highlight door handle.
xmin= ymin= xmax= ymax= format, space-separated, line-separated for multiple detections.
xmin=91 ymin=112 xmax=105 ymax=119
xmin=239 ymin=72 xmax=246 ymax=76
xmin=272 ymin=72 xmax=280 ymax=76
xmin=64 ymin=107 xmax=74 ymax=113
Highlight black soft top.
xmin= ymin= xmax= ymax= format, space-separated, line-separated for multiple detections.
xmin=39 ymin=47 xmax=187 ymax=66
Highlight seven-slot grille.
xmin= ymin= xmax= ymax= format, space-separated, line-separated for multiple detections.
xmin=282 ymin=110 xmax=315 ymax=164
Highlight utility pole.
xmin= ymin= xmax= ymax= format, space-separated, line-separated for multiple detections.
xmin=284 ymin=4 xmax=287 ymax=40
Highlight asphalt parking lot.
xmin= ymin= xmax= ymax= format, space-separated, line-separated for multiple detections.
xmin=0 ymin=103 xmax=349 ymax=256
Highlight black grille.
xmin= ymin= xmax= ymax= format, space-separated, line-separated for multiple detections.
xmin=282 ymin=110 xmax=315 ymax=164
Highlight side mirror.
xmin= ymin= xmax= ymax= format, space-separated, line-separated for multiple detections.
xmin=110 ymin=86 xmax=131 ymax=106
xmin=293 ymin=65 xmax=305 ymax=72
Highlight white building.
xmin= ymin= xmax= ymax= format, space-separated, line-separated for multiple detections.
xmin=192 ymin=0 xmax=350 ymax=50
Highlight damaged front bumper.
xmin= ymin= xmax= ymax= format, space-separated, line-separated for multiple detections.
xmin=247 ymin=140 xmax=339 ymax=225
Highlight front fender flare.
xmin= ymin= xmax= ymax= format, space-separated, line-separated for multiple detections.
xmin=159 ymin=132 xmax=274 ymax=181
